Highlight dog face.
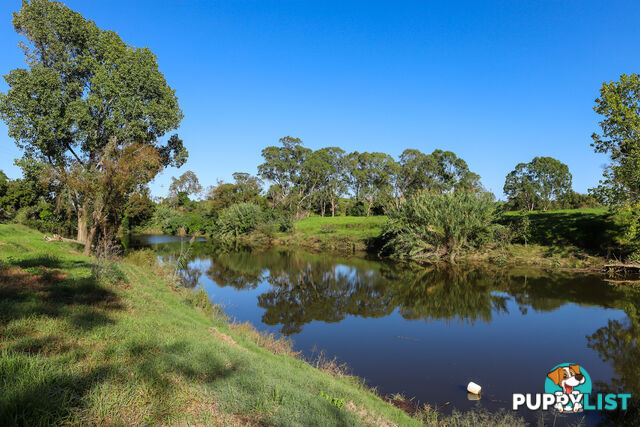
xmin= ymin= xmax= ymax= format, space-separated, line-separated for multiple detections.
xmin=547 ymin=364 xmax=585 ymax=394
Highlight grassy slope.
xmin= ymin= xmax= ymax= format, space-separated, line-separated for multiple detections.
xmin=0 ymin=224 xmax=419 ymax=426
xmin=277 ymin=216 xmax=387 ymax=252
xmin=501 ymin=208 xmax=620 ymax=253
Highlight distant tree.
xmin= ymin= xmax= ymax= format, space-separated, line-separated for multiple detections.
xmin=308 ymin=147 xmax=346 ymax=217
xmin=169 ymin=170 xmax=203 ymax=203
xmin=0 ymin=0 xmax=186 ymax=255
xmin=231 ymin=172 xmax=263 ymax=202
xmin=591 ymin=74 xmax=640 ymax=205
xmin=398 ymin=149 xmax=481 ymax=196
xmin=504 ymin=157 xmax=572 ymax=211
xmin=558 ymin=191 xmax=600 ymax=210
xmin=346 ymin=152 xmax=395 ymax=216
xmin=206 ymin=172 xmax=263 ymax=211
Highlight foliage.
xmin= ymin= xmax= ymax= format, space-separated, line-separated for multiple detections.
xmin=398 ymin=148 xmax=481 ymax=196
xmin=344 ymin=151 xmax=396 ymax=216
xmin=169 ymin=170 xmax=203 ymax=203
xmin=591 ymin=73 xmax=640 ymax=205
xmin=319 ymin=391 xmax=345 ymax=409
xmin=91 ymin=259 xmax=126 ymax=286
xmin=382 ymin=191 xmax=499 ymax=262
xmin=215 ymin=202 xmax=265 ymax=239
xmin=124 ymin=248 xmax=157 ymax=268
xmin=0 ymin=0 xmax=186 ymax=254
xmin=504 ymin=156 xmax=572 ymax=211
xmin=258 ymin=136 xmax=312 ymax=212
xmin=501 ymin=208 xmax=623 ymax=256
xmin=610 ymin=202 xmax=640 ymax=260
xmin=206 ymin=172 xmax=264 ymax=211
xmin=122 ymin=188 xmax=155 ymax=231
xmin=558 ymin=190 xmax=600 ymax=209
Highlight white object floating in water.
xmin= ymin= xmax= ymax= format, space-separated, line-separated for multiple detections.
xmin=467 ymin=382 xmax=482 ymax=395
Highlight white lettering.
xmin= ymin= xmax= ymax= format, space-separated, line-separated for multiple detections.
xmin=513 ymin=394 xmax=525 ymax=410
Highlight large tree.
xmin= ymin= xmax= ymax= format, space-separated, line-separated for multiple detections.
xmin=503 ymin=156 xmax=572 ymax=211
xmin=0 ymin=0 xmax=186 ymax=254
xmin=591 ymin=74 xmax=640 ymax=205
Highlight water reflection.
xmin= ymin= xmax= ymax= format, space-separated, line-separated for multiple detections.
xmin=198 ymin=248 xmax=633 ymax=336
xmin=130 ymin=236 xmax=640 ymax=424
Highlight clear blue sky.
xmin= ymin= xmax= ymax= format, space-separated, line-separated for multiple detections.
xmin=1 ymin=0 xmax=638 ymax=199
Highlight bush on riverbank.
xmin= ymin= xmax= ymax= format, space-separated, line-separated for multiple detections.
xmin=381 ymin=191 xmax=501 ymax=262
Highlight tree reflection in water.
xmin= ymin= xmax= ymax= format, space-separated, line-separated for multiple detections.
xmin=200 ymin=248 xmax=627 ymax=334
xmin=587 ymin=290 xmax=640 ymax=425
xmin=140 ymin=238 xmax=640 ymax=422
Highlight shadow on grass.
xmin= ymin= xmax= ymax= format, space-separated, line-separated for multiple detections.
xmin=0 ymin=255 xmax=241 ymax=424
xmin=501 ymin=211 xmax=625 ymax=256
xmin=0 ymin=257 xmax=122 ymax=329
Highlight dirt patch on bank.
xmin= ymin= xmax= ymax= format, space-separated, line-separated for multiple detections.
xmin=208 ymin=327 xmax=245 ymax=351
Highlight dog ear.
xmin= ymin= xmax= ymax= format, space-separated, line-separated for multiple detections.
xmin=570 ymin=364 xmax=581 ymax=375
xmin=547 ymin=368 xmax=563 ymax=385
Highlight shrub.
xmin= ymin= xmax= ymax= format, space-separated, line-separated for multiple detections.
xmin=125 ymin=249 xmax=157 ymax=268
xmin=264 ymin=208 xmax=294 ymax=232
xmin=216 ymin=203 xmax=264 ymax=239
xmin=91 ymin=260 xmax=126 ymax=286
xmin=381 ymin=191 xmax=498 ymax=262
xmin=612 ymin=202 xmax=640 ymax=260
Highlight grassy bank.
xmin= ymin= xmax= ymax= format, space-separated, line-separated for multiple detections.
xmin=269 ymin=209 xmax=619 ymax=268
xmin=275 ymin=216 xmax=387 ymax=252
xmin=0 ymin=224 xmax=523 ymax=426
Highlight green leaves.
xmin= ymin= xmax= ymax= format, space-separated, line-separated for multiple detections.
xmin=503 ymin=157 xmax=572 ymax=211
xmin=382 ymin=191 xmax=498 ymax=262
xmin=592 ymin=74 xmax=640 ymax=205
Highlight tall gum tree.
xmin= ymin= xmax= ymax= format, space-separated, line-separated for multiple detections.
xmin=0 ymin=0 xmax=187 ymax=255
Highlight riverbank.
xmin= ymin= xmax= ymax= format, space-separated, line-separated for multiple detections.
xmin=0 ymin=224 xmax=524 ymax=425
xmin=272 ymin=211 xmax=613 ymax=269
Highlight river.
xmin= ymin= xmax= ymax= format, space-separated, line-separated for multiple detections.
xmin=129 ymin=234 xmax=639 ymax=425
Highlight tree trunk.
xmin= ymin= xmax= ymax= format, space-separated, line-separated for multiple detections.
xmin=77 ymin=207 xmax=88 ymax=243
xmin=320 ymin=200 xmax=325 ymax=217
xmin=366 ymin=198 xmax=373 ymax=217
xmin=84 ymin=224 xmax=97 ymax=256
xmin=331 ymin=197 xmax=335 ymax=217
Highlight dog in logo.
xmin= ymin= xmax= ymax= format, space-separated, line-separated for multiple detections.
xmin=547 ymin=364 xmax=586 ymax=412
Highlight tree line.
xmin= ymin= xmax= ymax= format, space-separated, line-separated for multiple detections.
xmin=0 ymin=0 xmax=639 ymax=261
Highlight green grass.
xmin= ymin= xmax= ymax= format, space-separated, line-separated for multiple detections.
xmin=277 ymin=216 xmax=387 ymax=252
xmin=500 ymin=207 xmax=622 ymax=255
xmin=0 ymin=224 xmax=421 ymax=425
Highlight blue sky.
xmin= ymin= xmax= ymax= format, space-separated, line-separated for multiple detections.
xmin=1 ymin=0 xmax=639 ymax=199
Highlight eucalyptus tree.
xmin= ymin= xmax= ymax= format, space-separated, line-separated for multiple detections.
xmin=0 ymin=0 xmax=186 ymax=254
xmin=591 ymin=74 xmax=640 ymax=205
xmin=398 ymin=148 xmax=481 ymax=196
xmin=311 ymin=147 xmax=346 ymax=217
xmin=346 ymin=151 xmax=396 ymax=216
xmin=504 ymin=157 xmax=572 ymax=211
xmin=168 ymin=170 xmax=203 ymax=204
xmin=258 ymin=136 xmax=311 ymax=213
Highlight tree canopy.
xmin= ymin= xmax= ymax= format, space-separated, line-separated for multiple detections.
xmin=0 ymin=0 xmax=186 ymax=254
xmin=591 ymin=73 xmax=640 ymax=205
xmin=503 ymin=156 xmax=572 ymax=211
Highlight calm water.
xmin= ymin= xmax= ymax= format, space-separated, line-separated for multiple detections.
xmin=131 ymin=235 xmax=640 ymax=425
